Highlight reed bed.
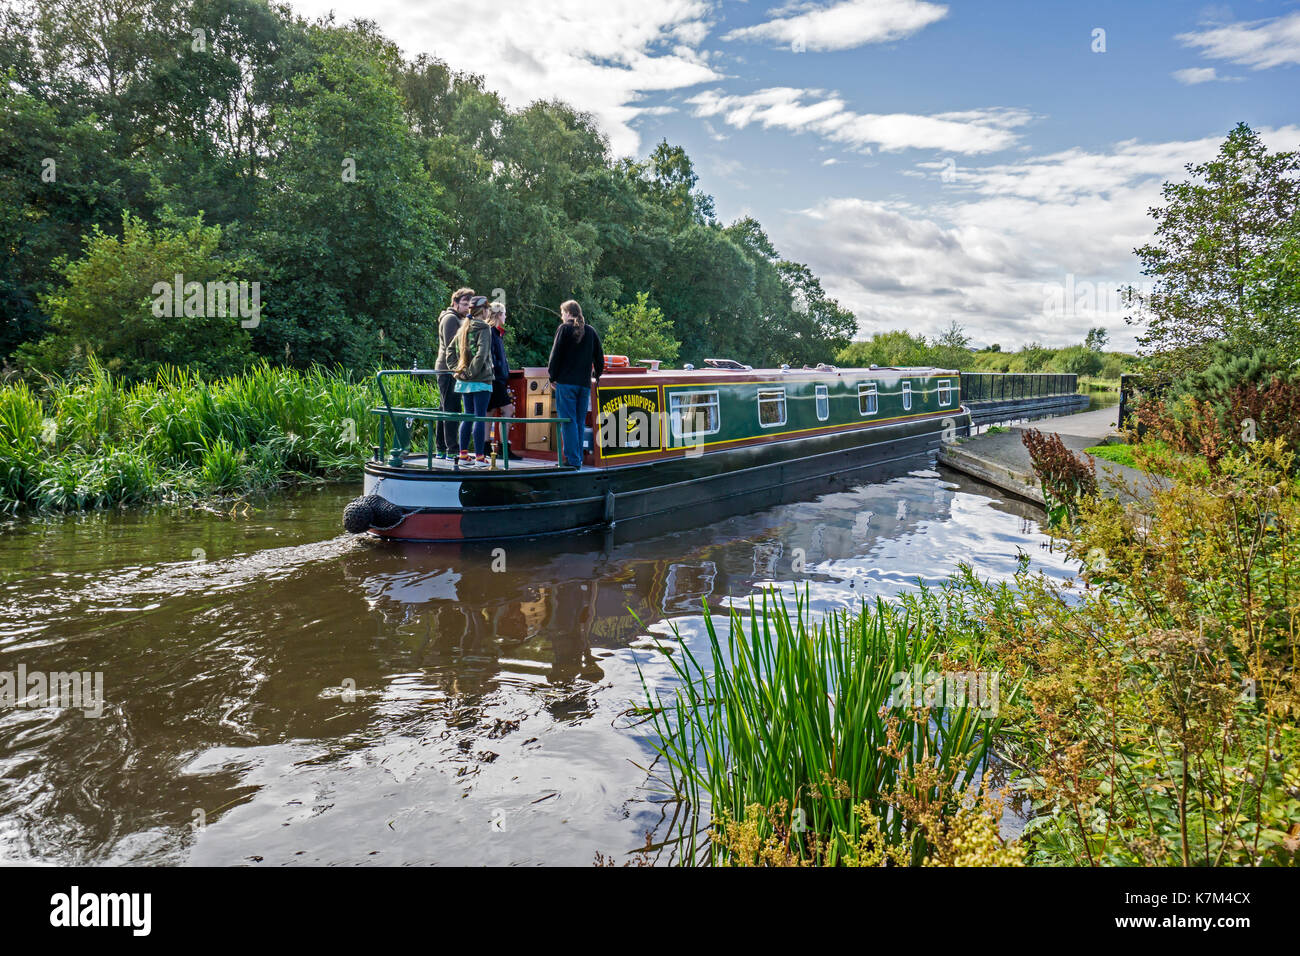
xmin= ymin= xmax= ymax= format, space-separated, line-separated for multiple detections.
xmin=0 ymin=359 xmax=432 ymax=512
xmin=638 ymin=589 xmax=1010 ymax=866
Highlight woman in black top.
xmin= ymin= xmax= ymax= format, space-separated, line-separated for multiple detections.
xmin=546 ymin=300 xmax=604 ymax=467
xmin=486 ymin=301 xmax=513 ymax=455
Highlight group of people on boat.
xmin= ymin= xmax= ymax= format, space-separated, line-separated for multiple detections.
xmin=434 ymin=288 xmax=605 ymax=468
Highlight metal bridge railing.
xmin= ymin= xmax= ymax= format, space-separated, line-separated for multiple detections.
xmin=957 ymin=372 xmax=1078 ymax=403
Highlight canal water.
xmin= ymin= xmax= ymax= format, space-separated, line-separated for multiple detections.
xmin=0 ymin=468 xmax=1080 ymax=865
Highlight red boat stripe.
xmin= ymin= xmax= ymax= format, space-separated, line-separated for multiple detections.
xmin=374 ymin=512 xmax=462 ymax=540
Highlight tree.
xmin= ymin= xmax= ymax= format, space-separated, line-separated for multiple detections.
xmin=602 ymin=292 xmax=680 ymax=366
xmin=837 ymin=330 xmax=930 ymax=368
xmin=1125 ymin=123 xmax=1300 ymax=375
xmin=20 ymin=212 xmax=253 ymax=379
xmin=930 ymin=320 xmax=972 ymax=369
xmin=251 ymin=22 xmax=451 ymax=369
xmin=1084 ymin=327 xmax=1109 ymax=351
xmin=1010 ymin=342 xmax=1052 ymax=372
xmin=1050 ymin=344 xmax=1103 ymax=377
xmin=0 ymin=0 xmax=859 ymax=378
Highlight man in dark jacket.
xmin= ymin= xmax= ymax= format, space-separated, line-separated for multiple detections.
xmin=434 ymin=288 xmax=474 ymax=459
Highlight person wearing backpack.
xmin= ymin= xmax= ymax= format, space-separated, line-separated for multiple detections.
xmin=450 ymin=296 xmax=496 ymax=468
xmin=546 ymin=300 xmax=604 ymax=468
xmin=434 ymin=287 xmax=474 ymax=460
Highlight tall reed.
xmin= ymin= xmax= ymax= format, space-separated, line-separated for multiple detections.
xmin=0 ymin=358 xmax=434 ymax=512
xmin=638 ymin=589 xmax=1009 ymax=865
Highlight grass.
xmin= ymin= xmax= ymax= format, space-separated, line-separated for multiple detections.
xmin=1077 ymin=376 xmax=1121 ymax=392
xmin=637 ymin=588 xmax=1010 ymax=866
xmin=1084 ymin=442 xmax=1139 ymax=469
xmin=0 ymin=358 xmax=433 ymax=513
xmin=1084 ymin=438 xmax=1193 ymax=477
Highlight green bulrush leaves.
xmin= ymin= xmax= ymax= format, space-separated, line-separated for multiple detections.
xmin=640 ymin=588 xmax=1007 ymax=866
xmin=0 ymin=360 xmax=434 ymax=512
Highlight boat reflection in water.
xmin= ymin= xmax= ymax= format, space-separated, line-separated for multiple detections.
xmin=0 ymin=465 xmax=1072 ymax=866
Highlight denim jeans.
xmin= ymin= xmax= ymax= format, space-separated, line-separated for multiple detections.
xmin=436 ymin=373 xmax=462 ymax=455
xmin=554 ymin=383 xmax=589 ymax=467
xmin=458 ymin=389 xmax=490 ymax=456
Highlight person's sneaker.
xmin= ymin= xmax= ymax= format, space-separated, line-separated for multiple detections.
xmin=456 ymin=451 xmax=471 ymax=466
xmin=475 ymin=455 xmax=489 ymax=468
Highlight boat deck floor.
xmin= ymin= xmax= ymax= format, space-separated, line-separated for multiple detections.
xmin=389 ymin=454 xmax=592 ymax=473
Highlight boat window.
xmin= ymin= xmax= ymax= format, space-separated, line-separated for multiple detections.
xmin=938 ymin=379 xmax=952 ymax=406
xmin=815 ymin=384 xmax=829 ymax=421
xmin=858 ymin=383 xmax=878 ymax=416
xmin=669 ymin=391 xmax=721 ymax=438
xmin=902 ymin=381 xmax=912 ymax=411
xmin=757 ymin=388 xmax=787 ymax=427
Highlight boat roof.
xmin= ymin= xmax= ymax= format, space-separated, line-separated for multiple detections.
xmin=596 ymin=365 xmax=959 ymax=382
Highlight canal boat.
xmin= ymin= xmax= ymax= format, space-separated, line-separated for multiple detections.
xmin=344 ymin=361 xmax=971 ymax=542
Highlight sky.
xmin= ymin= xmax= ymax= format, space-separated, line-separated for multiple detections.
xmin=286 ymin=0 xmax=1300 ymax=350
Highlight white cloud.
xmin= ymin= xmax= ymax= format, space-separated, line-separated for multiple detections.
xmin=688 ymin=87 xmax=1033 ymax=153
xmin=286 ymin=0 xmax=721 ymax=155
xmin=1173 ymin=66 xmax=1219 ymax=84
xmin=777 ymin=127 xmax=1300 ymax=349
xmin=1177 ymin=10 xmax=1300 ymax=70
xmin=722 ymin=0 xmax=947 ymax=52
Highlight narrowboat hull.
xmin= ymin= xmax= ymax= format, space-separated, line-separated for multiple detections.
xmin=361 ymin=408 xmax=968 ymax=542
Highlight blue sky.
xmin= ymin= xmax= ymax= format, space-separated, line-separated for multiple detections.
xmin=289 ymin=0 xmax=1300 ymax=350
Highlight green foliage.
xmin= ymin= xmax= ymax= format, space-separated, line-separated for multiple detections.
xmin=836 ymin=327 xmax=1130 ymax=380
xmin=21 ymin=212 xmax=254 ymax=380
xmin=638 ymin=590 xmax=1007 ymax=866
xmin=1084 ymin=327 xmax=1109 ymax=351
xmin=1126 ymin=123 xmax=1300 ymax=376
xmin=2 ymin=1 xmax=857 ymax=375
xmin=251 ymin=21 xmax=451 ymax=369
xmin=987 ymin=443 xmax=1300 ymax=865
xmin=1138 ymin=343 xmax=1300 ymax=470
xmin=836 ymin=330 xmax=932 ymax=368
xmin=1007 ymin=341 xmax=1052 ymax=373
xmin=0 ymin=360 xmax=432 ymax=512
xmin=602 ymin=293 xmax=681 ymax=365
xmin=1048 ymin=344 xmax=1103 ymax=377
xmin=1082 ymin=443 xmax=1138 ymax=470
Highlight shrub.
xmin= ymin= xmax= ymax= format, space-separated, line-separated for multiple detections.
xmin=1022 ymin=428 xmax=1098 ymax=524
xmin=977 ymin=441 xmax=1300 ymax=865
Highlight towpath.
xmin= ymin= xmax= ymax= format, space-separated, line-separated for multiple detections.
xmin=937 ymin=406 xmax=1160 ymax=506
